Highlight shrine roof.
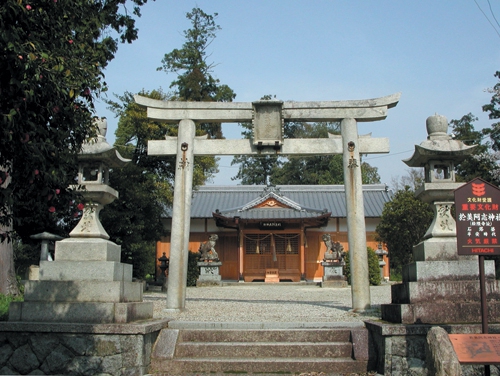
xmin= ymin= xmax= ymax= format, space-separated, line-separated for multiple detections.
xmin=166 ymin=184 xmax=392 ymax=219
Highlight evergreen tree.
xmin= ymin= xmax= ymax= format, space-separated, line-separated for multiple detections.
xmin=232 ymin=119 xmax=381 ymax=185
xmin=376 ymin=188 xmax=433 ymax=274
xmin=104 ymin=7 xmax=235 ymax=276
xmin=157 ymin=7 xmax=235 ymax=139
xmin=103 ymin=89 xmax=219 ymax=277
xmin=0 ymin=0 xmax=150 ymax=295
xmin=450 ymin=113 xmax=500 ymax=185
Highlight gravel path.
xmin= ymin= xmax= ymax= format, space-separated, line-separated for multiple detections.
xmin=144 ymin=283 xmax=392 ymax=323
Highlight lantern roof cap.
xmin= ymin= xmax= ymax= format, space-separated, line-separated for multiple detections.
xmin=79 ymin=137 xmax=130 ymax=168
xmin=403 ymin=114 xmax=477 ymax=167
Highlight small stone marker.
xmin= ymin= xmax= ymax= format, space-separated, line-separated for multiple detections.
xmin=449 ymin=334 xmax=500 ymax=365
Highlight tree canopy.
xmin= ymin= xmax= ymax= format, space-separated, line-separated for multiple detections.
xmin=376 ymin=188 xmax=433 ymax=274
xmin=1 ymin=0 xmax=151 ymax=233
xmin=157 ymin=7 xmax=235 ymax=139
xmin=0 ymin=0 xmax=151 ymax=294
xmin=232 ymin=120 xmax=381 ymax=185
xmin=449 ymin=113 xmax=500 ymax=185
xmin=102 ymin=8 xmax=236 ymax=277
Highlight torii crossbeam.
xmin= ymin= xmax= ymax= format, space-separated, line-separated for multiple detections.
xmin=136 ymin=93 xmax=400 ymax=312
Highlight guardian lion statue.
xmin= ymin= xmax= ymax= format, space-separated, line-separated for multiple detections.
xmin=322 ymin=234 xmax=345 ymax=264
xmin=198 ymin=234 xmax=219 ymax=261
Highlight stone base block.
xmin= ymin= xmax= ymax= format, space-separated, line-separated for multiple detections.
xmin=55 ymin=238 xmax=121 ymax=262
xmin=321 ymin=280 xmax=348 ymax=288
xmin=390 ymin=280 xmax=500 ymax=304
xmin=40 ymin=260 xmax=132 ymax=282
xmin=198 ymin=275 xmax=222 ymax=282
xmin=9 ymin=301 xmax=153 ymax=324
xmin=381 ymin=301 xmax=500 ymax=324
xmin=0 ymin=319 xmax=168 ymax=376
xmin=27 ymin=265 xmax=39 ymax=280
xmin=196 ymin=280 xmax=222 ymax=287
xmin=23 ymin=280 xmax=143 ymax=303
xmin=403 ymin=259 xmax=495 ymax=282
xmin=412 ymin=238 xmax=477 ymax=262
xmin=365 ymin=321 xmax=500 ymax=375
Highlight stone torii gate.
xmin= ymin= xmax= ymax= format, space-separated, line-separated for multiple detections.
xmin=136 ymin=93 xmax=400 ymax=312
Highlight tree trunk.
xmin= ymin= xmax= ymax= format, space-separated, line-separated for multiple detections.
xmin=0 ymin=164 xmax=20 ymax=296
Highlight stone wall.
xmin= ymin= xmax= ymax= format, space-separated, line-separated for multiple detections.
xmin=366 ymin=321 xmax=500 ymax=376
xmin=0 ymin=320 xmax=167 ymax=375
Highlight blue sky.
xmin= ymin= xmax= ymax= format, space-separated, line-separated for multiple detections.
xmin=94 ymin=1 xmax=500 ymax=187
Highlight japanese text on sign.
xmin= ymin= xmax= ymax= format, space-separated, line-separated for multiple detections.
xmin=455 ymin=179 xmax=500 ymax=255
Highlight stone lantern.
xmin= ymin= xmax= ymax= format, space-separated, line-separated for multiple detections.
xmin=70 ymin=118 xmax=129 ymax=239
xmin=403 ymin=114 xmax=476 ymax=252
xmin=375 ymin=243 xmax=388 ymax=282
xmin=9 ymin=117 xmax=154 ymax=324
xmin=380 ymin=114 xmax=499 ymax=325
xmin=158 ymin=252 xmax=169 ymax=292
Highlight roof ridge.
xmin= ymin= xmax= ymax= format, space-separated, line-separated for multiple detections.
xmin=198 ymin=184 xmax=389 ymax=192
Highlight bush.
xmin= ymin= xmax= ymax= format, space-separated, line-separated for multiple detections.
xmin=0 ymin=294 xmax=23 ymax=321
xmin=344 ymin=247 xmax=382 ymax=286
xmin=187 ymin=251 xmax=200 ymax=287
xmin=390 ymin=269 xmax=403 ymax=282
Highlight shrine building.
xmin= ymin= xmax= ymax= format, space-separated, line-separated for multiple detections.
xmin=156 ymin=184 xmax=391 ymax=283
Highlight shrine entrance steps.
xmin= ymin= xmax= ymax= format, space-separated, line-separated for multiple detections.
xmin=149 ymin=322 xmax=374 ymax=375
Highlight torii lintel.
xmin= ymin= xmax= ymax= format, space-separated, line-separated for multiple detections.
xmin=134 ymin=92 xmax=401 ymax=123
xmin=148 ymin=134 xmax=389 ymax=156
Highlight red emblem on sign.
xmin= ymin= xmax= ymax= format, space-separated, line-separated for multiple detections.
xmin=472 ymin=183 xmax=486 ymax=197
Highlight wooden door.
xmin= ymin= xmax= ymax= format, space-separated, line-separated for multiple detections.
xmin=217 ymin=235 xmax=239 ymax=280
xmin=243 ymin=233 xmax=301 ymax=282
xmin=305 ymin=234 xmax=321 ymax=280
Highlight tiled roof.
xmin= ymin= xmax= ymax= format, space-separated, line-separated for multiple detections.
xmin=172 ymin=184 xmax=393 ymax=219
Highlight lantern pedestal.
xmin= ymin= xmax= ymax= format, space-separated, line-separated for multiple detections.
xmin=321 ymin=261 xmax=347 ymax=288
xmin=9 ymin=124 xmax=153 ymax=324
xmin=9 ymin=237 xmax=153 ymax=323
xmin=196 ymin=261 xmax=222 ymax=287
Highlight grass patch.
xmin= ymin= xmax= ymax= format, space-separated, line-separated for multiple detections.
xmin=0 ymin=294 xmax=23 ymax=321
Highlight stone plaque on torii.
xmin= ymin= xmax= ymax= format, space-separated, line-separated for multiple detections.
xmin=136 ymin=93 xmax=400 ymax=312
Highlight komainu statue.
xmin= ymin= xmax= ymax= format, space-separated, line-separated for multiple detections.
xmin=322 ymin=234 xmax=345 ymax=264
xmin=198 ymin=234 xmax=219 ymax=261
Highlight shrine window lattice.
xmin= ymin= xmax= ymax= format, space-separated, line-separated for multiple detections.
xmin=244 ymin=233 xmax=300 ymax=255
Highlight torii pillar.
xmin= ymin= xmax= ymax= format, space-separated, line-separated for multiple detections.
xmin=136 ymin=93 xmax=400 ymax=312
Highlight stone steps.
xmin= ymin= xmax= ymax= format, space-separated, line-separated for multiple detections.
xmin=149 ymin=325 xmax=371 ymax=375
xmin=175 ymin=341 xmax=352 ymax=358
xmin=161 ymin=357 xmax=366 ymax=374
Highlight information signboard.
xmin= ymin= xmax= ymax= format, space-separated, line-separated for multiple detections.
xmin=449 ymin=334 xmax=500 ymax=365
xmin=455 ymin=178 xmax=500 ymax=256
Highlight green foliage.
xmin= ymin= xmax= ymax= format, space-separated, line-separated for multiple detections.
xmin=157 ymin=7 xmax=235 ymax=139
xmin=232 ymin=120 xmax=381 ymax=185
xmin=231 ymin=154 xmax=278 ymax=185
xmin=367 ymin=248 xmax=382 ymax=286
xmin=450 ymin=113 xmax=500 ymax=185
xmin=12 ymin=233 xmax=39 ymax=278
xmin=100 ymin=161 xmax=167 ymax=279
xmin=0 ymin=294 xmax=23 ymax=321
xmin=343 ymin=248 xmax=381 ymax=286
xmin=389 ymin=270 xmax=402 ymax=282
xmin=0 ymin=0 xmax=150 ymax=236
xmin=376 ymin=188 xmax=433 ymax=274
xmin=103 ymin=8 xmax=236 ymax=277
xmin=103 ymin=88 xmax=220 ymax=277
xmin=187 ymin=251 xmax=200 ymax=287
xmin=482 ymin=71 xmax=500 ymax=152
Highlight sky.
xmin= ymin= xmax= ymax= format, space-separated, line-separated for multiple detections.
xmin=94 ymin=0 xmax=500 ymax=188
